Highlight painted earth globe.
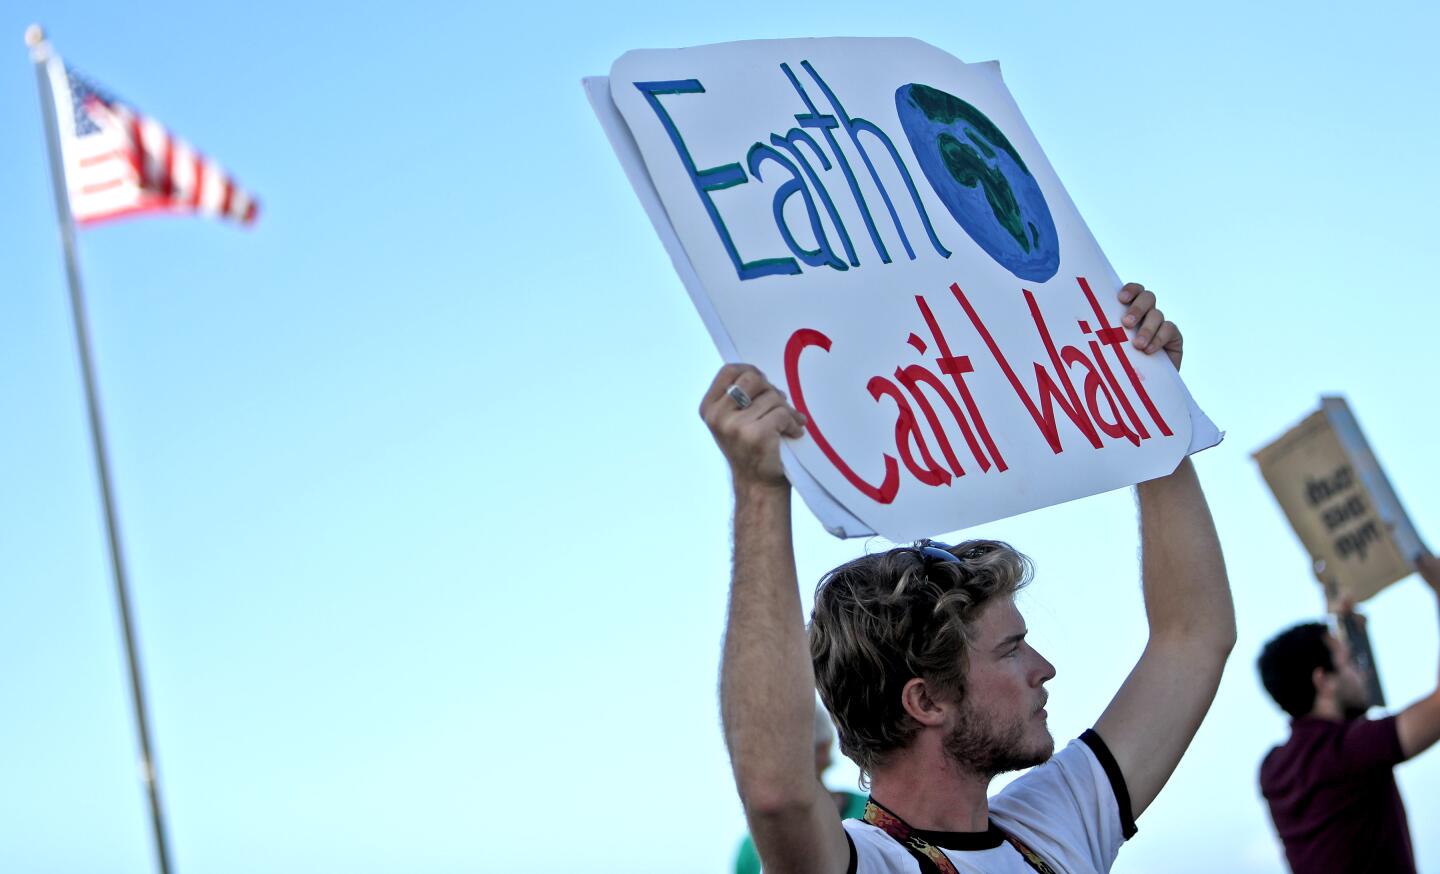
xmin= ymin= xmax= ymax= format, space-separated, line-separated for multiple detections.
xmin=895 ymin=83 xmax=1059 ymax=282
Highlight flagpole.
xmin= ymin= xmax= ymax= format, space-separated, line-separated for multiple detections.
xmin=26 ymin=25 xmax=175 ymax=874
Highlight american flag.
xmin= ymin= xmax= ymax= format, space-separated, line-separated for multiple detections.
xmin=44 ymin=52 xmax=259 ymax=227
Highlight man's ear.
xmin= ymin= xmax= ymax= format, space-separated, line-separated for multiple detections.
xmin=1312 ymin=666 xmax=1331 ymax=697
xmin=900 ymin=677 xmax=949 ymax=727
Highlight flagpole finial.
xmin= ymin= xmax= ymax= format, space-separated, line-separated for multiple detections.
xmin=24 ymin=24 xmax=44 ymax=47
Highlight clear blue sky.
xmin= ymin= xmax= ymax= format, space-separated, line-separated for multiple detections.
xmin=2 ymin=2 xmax=1438 ymax=872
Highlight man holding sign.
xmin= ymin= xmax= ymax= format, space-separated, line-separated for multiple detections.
xmin=704 ymin=285 xmax=1233 ymax=873
xmin=1257 ymin=559 xmax=1440 ymax=874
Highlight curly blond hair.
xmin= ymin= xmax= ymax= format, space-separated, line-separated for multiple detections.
xmin=809 ymin=540 xmax=1031 ymax=779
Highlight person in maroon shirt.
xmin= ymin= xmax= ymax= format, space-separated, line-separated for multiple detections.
xmin=1258 ymin=555 xmax=1440 ymax=874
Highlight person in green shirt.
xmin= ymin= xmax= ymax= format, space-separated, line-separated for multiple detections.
xmin=734 ymin=703 xmax=866 ymax=874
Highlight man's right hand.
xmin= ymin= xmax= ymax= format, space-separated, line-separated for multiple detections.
xmin=700 ymin=364 xmax=806 ymax=490
xmin=1396 ymin=549 xmax=1440 ymax=759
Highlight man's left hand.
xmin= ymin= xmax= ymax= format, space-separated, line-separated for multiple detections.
xmin=1119 ymin=282 xmax=1183 ymax=371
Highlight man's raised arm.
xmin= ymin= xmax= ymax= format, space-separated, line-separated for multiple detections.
xmin=1395 ymin=553 xmax=1440 ymax=759
xmin=702 ymin=364 xmax=849 ymax=874
xmin=1094 ymin=284 xmax=1237 ymax=818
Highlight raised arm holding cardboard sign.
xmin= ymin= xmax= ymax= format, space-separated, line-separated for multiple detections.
xmin=1253 ymin=394 xmax=1440 ymax=873
xmin=1400 ymin=555 xmax=1440 ymax=758
xmin=707 ymin=286 xmax=1233 ymax=874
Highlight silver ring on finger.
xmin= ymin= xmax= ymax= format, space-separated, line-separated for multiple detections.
xmin=725 ymin=383 xmax=753 ymax=410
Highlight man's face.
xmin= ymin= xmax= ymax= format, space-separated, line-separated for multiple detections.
xmin=1324 ymin=632 xmax=1369 ymax=718
xmin=943 ymin=596 xmax=1056 ymax=777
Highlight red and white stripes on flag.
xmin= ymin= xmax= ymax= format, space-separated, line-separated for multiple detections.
xmin=44 ymin=52 xmax=259 ymax=227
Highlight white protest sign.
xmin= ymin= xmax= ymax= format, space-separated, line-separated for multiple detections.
xmin=591 ymin=38 xmax=1220 ymax=541
xmin=1254 ymin=397 xmax=1424 ymax=604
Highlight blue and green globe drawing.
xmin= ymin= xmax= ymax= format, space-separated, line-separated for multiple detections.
xmin=895 ymin=84 xmax=1059 ymax=282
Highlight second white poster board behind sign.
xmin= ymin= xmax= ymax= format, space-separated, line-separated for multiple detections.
xmin=592 ymin=38 xmax=1220 ymax=541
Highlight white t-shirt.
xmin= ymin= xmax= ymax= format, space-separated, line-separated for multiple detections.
xmin=843 ymin=732 xmax=1134 ymax=873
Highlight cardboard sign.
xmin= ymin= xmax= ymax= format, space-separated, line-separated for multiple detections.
xmin=1254 ymin=397 xmax=1423 ymax=603
xmin=588 ymin=38 xmax=1220 ymax=541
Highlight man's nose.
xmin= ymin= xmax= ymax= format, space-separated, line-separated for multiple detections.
xmin=1033 ymin=650 xmax=1056 ymax=684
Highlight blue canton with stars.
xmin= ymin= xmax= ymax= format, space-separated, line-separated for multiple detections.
xmin=65 ymin=66 xmax=119 ymax=138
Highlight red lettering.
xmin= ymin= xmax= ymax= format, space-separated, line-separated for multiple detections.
xmin=950 ymin=283 xmax=1099 ymax=454
xmin=869 ymin=376 xmax=951 ymax=487
xmin=1077 ymin=276 xmax=1172 ymax=437
xmin=1086 ymin=338 xmax=1150 ymax=441
xmin=782 ymin=277 xmax=1176 ymax=506
xmin=1024 ymin=290 xmax=1102 ymax=450
xmin=914 ymin=295 xmax=1006 ymax=471
xmin=895 ymin=364 xmax=968 ymax=479
xmin=1061 ymin=346 xmax=1141 ymax=446
xmin=784 ymin=328 xmax=900 ymax=504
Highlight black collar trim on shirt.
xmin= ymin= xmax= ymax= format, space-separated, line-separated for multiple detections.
xmin=862 ymin=797 xmax=1059 ymax=874
xmin=908 ymin=821 xmax=1007 ymax=851
xmin=864 ymin=797 xmax=1006 ymax=850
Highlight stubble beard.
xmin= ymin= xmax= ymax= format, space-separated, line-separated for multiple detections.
xmin=943 ymin=698 xmax=1054 ymax=778
xmin=1339 ymin=670 xmax=1370 ymax=721
xmin=1341 ymin=686 xmax=1369 ymax=721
